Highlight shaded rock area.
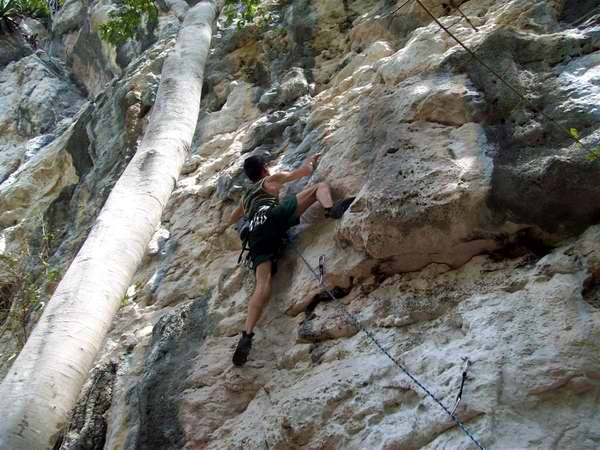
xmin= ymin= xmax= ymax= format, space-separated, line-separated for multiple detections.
xmin=0 ymin=0 xmax=182 ymax=377
xmin=59 ymin=360 xmax=119 ymax=450
xmin=2 ymin=0 xmax=600 ymax=449
xmin=120 ymin=297 xmax=212 ymax=450
xmin=0 ymin=33 xmax=33 ymax=69
xmin=460 ymin=25 xmax=600 ymax=234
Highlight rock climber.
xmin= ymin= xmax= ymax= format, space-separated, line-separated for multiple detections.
xmin=216 ymin=153 xmax=354 ymax=366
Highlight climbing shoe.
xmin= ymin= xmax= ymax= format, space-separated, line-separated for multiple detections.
xmin=325 ymin=197 xmax=355 ymax=219
xmin=232 ymin=331 xmax=254 ymax=367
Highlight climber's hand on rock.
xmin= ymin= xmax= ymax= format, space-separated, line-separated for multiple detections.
xmin=304 ymin=153 xmax=321 ymax=173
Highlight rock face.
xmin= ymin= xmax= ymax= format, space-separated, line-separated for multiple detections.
xmin=0 ymin=0 xmax=178 ymax=376
xmin=2 ymin=0 xmax=600 ymax=449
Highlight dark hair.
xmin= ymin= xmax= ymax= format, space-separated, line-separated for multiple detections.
xmin=243 ymin=155 xmax=266 ymax=182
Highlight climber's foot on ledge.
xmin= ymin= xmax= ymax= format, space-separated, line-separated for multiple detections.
xmin=325 ymin=197 xmax=355 ymax=219
xmin=232 ymin=331 xmax=254 ymax=367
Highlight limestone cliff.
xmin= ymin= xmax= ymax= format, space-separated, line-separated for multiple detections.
xmin=1 ymin=0 xmax=600 ymax=448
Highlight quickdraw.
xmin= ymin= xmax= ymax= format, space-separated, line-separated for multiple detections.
xmin=451 ymin=357 xmax=471 ymax=416
xmin=318 ymin=255 xmax=326 ymax=286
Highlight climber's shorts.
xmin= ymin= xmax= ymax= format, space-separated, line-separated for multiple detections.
xmin=248 ymin=195 xmax=300 ymax=273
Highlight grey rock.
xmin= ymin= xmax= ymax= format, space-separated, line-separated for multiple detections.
xmin=147 ymin=226 xmax=170 ymax=257
xmin=0 ymin=144 xmax=24 ymax=185
xmin=19 ymin=18 xmax=48 ymax=44
xmin=82 ymin=2 xmax=600 ymax=448
xmin=6 ymin=2 xmax=600 ymax=450
xmin=241 ymin=104 xmax=310 ymax=154
xmin=52 ymin=0 xmax=85 ymax=36
xmin=0 ymin=134 xmax=55 ymax=184
xmin=0 ymin=34 xmax=32 ymax=69
xmin=67 ymin=24 xmax=118 ymax=96
xmin=180 ymin=154 xmax=205 ymax=176
xmin=258 ymin=67 xmax=310 ymax=111
xmin=126 ymin=297 xmax=211 ymax=450
xmin=282 ymin=117 xmax=306 ymax=144
xmin=0 ymin=52 xmax=84 ymax=141
xmin=450 ymin=25 xmax=600 ymax=235
xmin=560 ymin=0 xmax=600 ymax=25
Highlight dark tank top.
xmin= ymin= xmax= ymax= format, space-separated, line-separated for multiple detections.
xmin=242 ymin=179 xmax=278 ymax=218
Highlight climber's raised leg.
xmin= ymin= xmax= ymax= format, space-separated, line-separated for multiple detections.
xmin=295 ymin=181 xmax=355 ymax=219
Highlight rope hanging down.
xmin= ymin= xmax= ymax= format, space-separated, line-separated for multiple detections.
xmin=289 ymin=243 xmax=486 ymax=450
xmin=389 ymin=0 xmax=414 ymax=17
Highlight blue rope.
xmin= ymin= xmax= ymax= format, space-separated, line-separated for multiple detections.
xmin=290 ymin=244 xmax=486 ymax=450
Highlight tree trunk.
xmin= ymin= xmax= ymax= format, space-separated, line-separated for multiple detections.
xmin=0 ymin=1 xmax=220 ymax=448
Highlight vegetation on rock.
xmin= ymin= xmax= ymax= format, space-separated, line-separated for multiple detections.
xmin=0 ymin=0 xmax=52 ymax=34
xmin=100 ymin=0 xmax=272 ymax=45
xmin=222 ymin=0 xmax=273 ymax=29
xmin=0 ymin=2 xmax=220 ymax=448
xmin=99 ymin=0 xmax=158 ymax=46
xmin=0 ymin=219 xmax=58 ymax=351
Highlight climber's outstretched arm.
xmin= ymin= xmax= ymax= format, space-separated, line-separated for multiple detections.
xmin=267 ymin=154 xmax=320 ymax=187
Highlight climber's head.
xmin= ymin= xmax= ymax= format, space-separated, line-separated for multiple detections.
xmin=243 ymin=155 xmax=269 ymax=182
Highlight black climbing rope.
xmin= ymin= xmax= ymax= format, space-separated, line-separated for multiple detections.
xmin=390 ymin=0 xmax=415 ymax=17
xmin=289 ymin=244 xmax=486 ymax=450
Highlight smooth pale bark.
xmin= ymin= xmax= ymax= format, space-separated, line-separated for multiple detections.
xmin=0 ymin=2 xmax=219 ymax=448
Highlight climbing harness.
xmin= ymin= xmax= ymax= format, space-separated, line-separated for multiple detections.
xmin=451 ymin=357 xmax=471 ymax=416
xmin=235 ymin=217 xmax=251 ymax=266
xmin=289 ymin=242 xmax=486 ymax=450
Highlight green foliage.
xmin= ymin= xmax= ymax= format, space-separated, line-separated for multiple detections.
xmin=0 ymin=219 xmax=59 ymax=349
xmin=0 ymin=0 xmax=51 ymax=33
xmin=223 ymin=0 xmax=272 ymax=30
xmin=0 ymin=251 xmax=43 ymax=348
xmin=20 ymin=0 xmax=50 ymax=18
xmin=569 ymin=127 xmax=600 ymax=162
xmin=0 ymin=0 xmax=22 ymax=33
xmin=586 ymin=146 xmax=600 ymax=162
xmin=0 ymin=0 xmax=19 ymax=18
xmin=100 ymin=0 xmax=274 ymax=46
xmin=569 ymin=128 xmax=579 ymax=141
xmin=99 ymin=0 xmax=158 ymax=46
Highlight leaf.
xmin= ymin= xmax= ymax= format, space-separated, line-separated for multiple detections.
xmin=100 ymin=0 xmax=273 ymax=45
xmin=569 ymin=128 xmax=579 ymax=141
xmin=586 ymin=145 xmax=600 ymax=162
xmin=100 ymin=0 xmax=158 ymax=45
